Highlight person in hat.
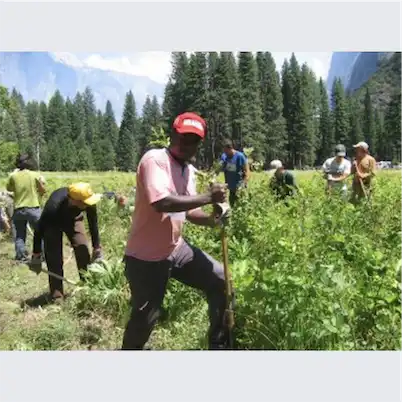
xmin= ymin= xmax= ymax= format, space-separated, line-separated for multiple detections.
xmin=6 ymin=154 xmax=46 ymax=262
xmin=350 ymin=141 xmax=376 ymax=203
xmin=268 ymin=160 xmax=298 ymax=203
xmin=322 ymin=144 xmax=351 ymax=197
xmin=29 ymin=182 xmax=103 ymax=301
xmin=219 ymin=139 xmax=250 ymax=206
xmin=121 ymin=111 xmax=230 ymax=350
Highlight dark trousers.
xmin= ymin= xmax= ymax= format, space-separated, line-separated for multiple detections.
xmin=13 ymin=207 xmax=41 ymax=260
xmin=229 ymin=190 xmax=237 ymax=207
xmin=122 ymin=241 xmax=229 ymax=350
xmin=43 ymin=216 xmax=90 ymax=295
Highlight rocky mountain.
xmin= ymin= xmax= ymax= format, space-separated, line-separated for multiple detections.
xmin=352 ymin=51 xmax=401 ymax=109
xmin=326 ymin=52 xmax=360 ymax=94
xmin=326 ymin=51 xmax=395 ymax=96
xmin=0 ymin=52 xmax=165 ymax=123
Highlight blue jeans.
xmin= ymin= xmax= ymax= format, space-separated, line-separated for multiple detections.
xmin=12 ymin=207 xmax=42 ymax=260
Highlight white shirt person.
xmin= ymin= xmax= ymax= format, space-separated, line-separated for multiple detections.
xmin=322 ymin=144 xmax=352 ymax=196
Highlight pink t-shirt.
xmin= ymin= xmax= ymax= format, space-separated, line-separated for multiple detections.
xmin=125 ymin=148 xmax=198 ymax=262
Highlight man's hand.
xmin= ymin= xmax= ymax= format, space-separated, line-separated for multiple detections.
xmin=29 ymin=253 xmax=42 ymax=275
xmin=213 ymin=202 xmax=231 ymax=227
xmin=91 ymin=247 xmax=103 ymax=263
xmin=116 ymin=194 xmax=128 ymax=207
xmin=208 ymin=183 xmax=227 ymax=204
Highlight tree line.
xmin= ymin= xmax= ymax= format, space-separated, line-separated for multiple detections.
xmin=0 ymin=52 xmax=400 ymax=173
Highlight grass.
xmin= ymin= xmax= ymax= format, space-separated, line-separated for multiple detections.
xmin=0 ymin=169 xmax=401 ymax=351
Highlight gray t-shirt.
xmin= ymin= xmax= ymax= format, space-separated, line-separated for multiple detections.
xmin=322 ymin=157 xmax=351 ymax=191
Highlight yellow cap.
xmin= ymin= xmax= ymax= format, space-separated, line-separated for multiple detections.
xmin=68 ymin=182 xmax=102 ymax=206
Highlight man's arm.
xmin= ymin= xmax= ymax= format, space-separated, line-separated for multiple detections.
xmin=241 ymin=154 xmax=250 ymax=184
xmin=6 ymin=176 xmax=14 ymax=193
xmin=186 ymin=209 xmax=216 ymax=227
xmin=216 ymin=154 xmax=226 ymax=174
xmin=36 ymin=176 xmax=46 ymax=196
xmin=322 ymin=160 xmax=330 ymax=178
xmin=359 ymin=158 xmax=376 ymax=179
xmin=141 ymin=157 xmax=216 ymax=214
xmin=86 ymin=206 xmax=101 ymax=250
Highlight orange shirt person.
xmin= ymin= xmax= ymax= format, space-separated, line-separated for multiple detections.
xmin=351 ymin=141 xmax=376 ymax=203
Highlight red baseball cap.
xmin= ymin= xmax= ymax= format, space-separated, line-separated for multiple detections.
xmin=173 ymin=112 xmax=206 ymax=139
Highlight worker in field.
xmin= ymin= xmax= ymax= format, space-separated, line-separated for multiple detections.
xmin=6 ymin=154 xmax=46 ymax=262
xmin=268 ymin=160 xmax=298 ymax=203
xmin=322 ymin=144 xmax=351 ymax=197
xmin=350 ymin=141 xmax=376 ymax=203
xmin=29 ymin=182 xmax=104 ymax=301
xmin=121 ymin=111 xmax=230 ymax=350
xmin=218 ymin=139 xmax=250 ymax=206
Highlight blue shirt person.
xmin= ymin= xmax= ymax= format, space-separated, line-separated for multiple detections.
xmin=219 ymin=140 xmax=250 ymax=206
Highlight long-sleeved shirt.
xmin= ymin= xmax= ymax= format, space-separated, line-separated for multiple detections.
xmin=33 ymin=187 xmax=100 ymax=253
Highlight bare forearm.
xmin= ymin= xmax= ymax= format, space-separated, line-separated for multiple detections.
xmin=186 ymin=209 xmax=215 ymax=227
xmin=153 ymin=194 xmax=212 ymax=213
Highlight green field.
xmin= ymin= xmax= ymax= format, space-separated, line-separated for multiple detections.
xmin=0 ymin=170 xmax=401 ymax=350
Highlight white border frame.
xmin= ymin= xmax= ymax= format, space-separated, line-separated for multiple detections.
xmin=0 ymin=1 xmax=401 ymax=402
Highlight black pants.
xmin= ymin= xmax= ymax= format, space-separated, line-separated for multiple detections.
xmin=229 ymin=190 xmax=237 ymax=207
xmin=43 ymin=216 xmax=90 ymax=295
xmin=122 ymin=241 xmax=229 ymax=350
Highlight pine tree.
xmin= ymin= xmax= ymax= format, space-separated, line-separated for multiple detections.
xmin=384 ymin=93 xmax=401 ymax=163
xmin=83 ymin=86 xmax=97 ymax=145
xmin=103 ymin=100 xmax=119 ymax=150
xmin=45 ymin=90 xmax=69 ymax=141
xmin=281 ymin=54 xmax=301 ymax=167
xmin=347 ymin=96 xmax=364 ymax=157
xmin=237 ymin=52 xmax=264 ymax=156
xmin=11 ymin=88 xmax=25 ymax=108
xmin=71 ymin=92 xmax=86 ymax=142
xmin=256 ymin=51 xmax=287 ymax=163
xmin=116 ymin=91 xmax=138 ymax=171
xmin=43 ymin=137 xmax=62 ymax=171
xmin=186 ymin=52 xmax=208 ymax=116
xmin=162 ymin=52 xmax=190 ymax=131
xmin=75 ymin=134 xmax=93 ymax=171
xmin=139 ymin=95 xmax=163 ymax=158
xmin=294 ymin=63 xmax=316 ymax=168
xmin=8 ymin=97 xmax=29 ymax=152
xmin=218 ymin=52 xmax=241 ymax=150
xmin=0 ymin=86 xmax=11 ymax=138
xmin=331 ymin=78 xmax=349 ymax=146
xmin=362 ymin=87 xmax=376 ymax=155
xmin=1 ymin=111 xmax=16 ymax=142
xmin=203 ymin=52 xmax=226 ymax=167
xmin=26 ymin=101 xmax=45 ymax=169
xmin=60 ymin=136 xmax=77 ymax=171
xmin=374 ymin=108 xmax=386 ymax=160
xmin=316 ymin=78 xmax=333 ymax=163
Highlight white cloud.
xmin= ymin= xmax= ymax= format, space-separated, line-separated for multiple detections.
xmin=54 ymin=52 xmax=332 ymax=84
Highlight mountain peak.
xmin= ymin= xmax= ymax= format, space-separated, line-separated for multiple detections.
xmin=0 ymin=52 xmax=165 ymax=122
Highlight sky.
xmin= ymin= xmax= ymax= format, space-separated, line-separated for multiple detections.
xmin=51 ymin=52 xmax=333 ymax=84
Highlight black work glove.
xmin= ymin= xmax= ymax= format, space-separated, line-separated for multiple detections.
xmin=29 ymin=254 xmax=42 ymax=275
xmin=91 ymin=247 xmax=104 ymax=263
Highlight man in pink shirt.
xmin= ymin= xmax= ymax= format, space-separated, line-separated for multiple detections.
xmin=122 ymin=112 xmax=229 ymax=350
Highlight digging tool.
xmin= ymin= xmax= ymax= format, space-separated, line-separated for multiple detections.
xmin=29 ymin=248 xmax=77 ymax=286
xmin=39 ymin=267 xmax=78 ymax=286
xmin=214 ymin=202 xmax=235 ymax=349
xmin=358 ymin=177 xmax=368 ymax=199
